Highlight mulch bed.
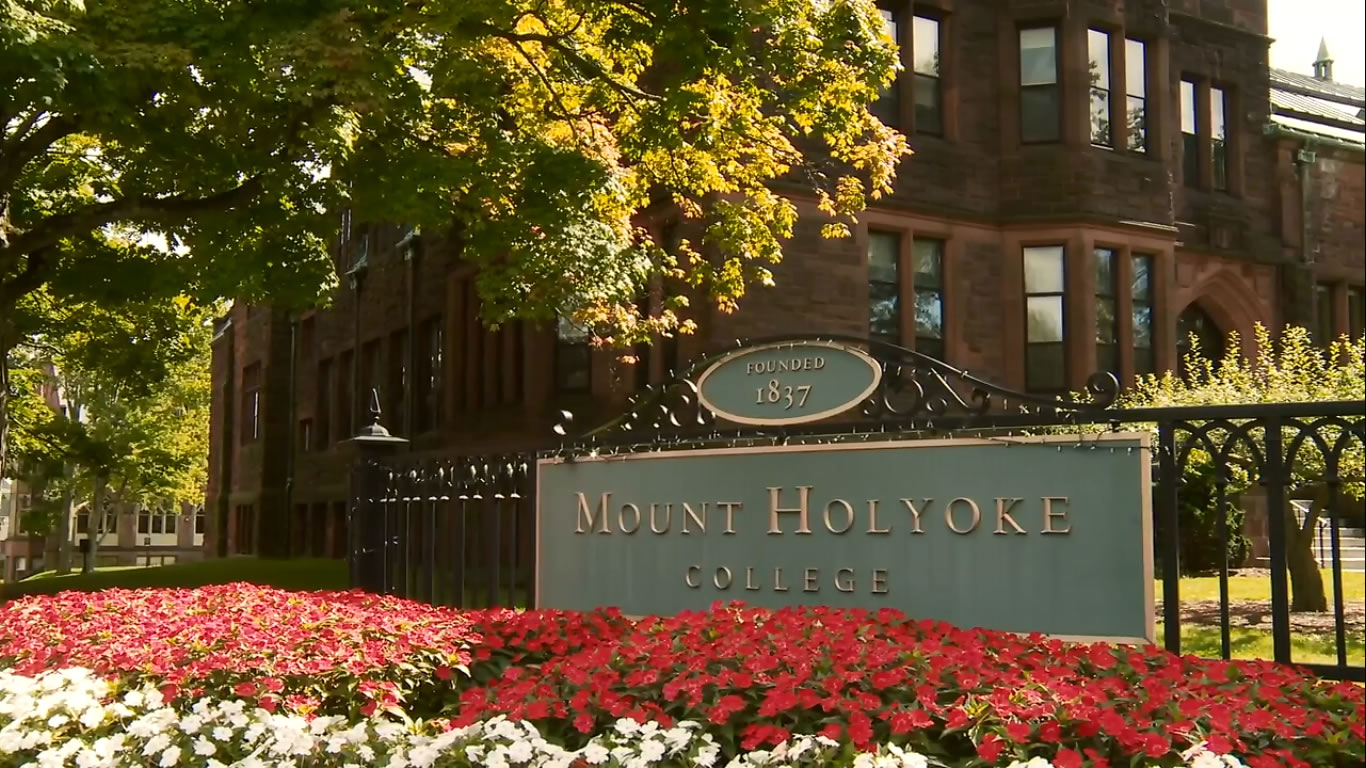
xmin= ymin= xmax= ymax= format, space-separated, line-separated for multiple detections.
xmin=1156 ymin=570 xmax=1366 ymax=635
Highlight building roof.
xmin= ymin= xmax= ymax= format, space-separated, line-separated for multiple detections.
xmin=1268 ymin=68 xmax=1365 ymax=146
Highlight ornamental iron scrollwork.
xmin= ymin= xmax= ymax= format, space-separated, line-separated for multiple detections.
xmin=554 ymin=334 xmax=1119 ymax=447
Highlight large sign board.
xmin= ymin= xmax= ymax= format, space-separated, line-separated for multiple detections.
xmin=536 ymin=435 xmax=1154 ymax=643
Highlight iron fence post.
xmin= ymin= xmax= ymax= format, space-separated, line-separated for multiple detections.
xmin=1262 ymin=415 xmax=1293 ymax=664
xmin=345 ymin=389 xmax=409 ymax=594
xmin=1157 ymin=422 xmax=1182 ymax=654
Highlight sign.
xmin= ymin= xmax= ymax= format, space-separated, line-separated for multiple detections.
xmin=536 ymin=434 xmax=1154 ymax=643
xmin=695 ymin=340 xmax=882 ymax=426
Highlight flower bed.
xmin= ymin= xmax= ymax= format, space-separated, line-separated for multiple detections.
xmin=2 ymin=585 xmax=1362 ymax=767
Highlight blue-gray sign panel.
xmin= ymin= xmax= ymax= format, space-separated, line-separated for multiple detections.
xmin=536 ymin=436 xmax=1153 ymax=642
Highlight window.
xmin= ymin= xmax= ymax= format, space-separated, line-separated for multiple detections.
xmin=1125 ymin=39 xmax=1147 ymax=152
xmin=316 ymin=358 xmax=333 ymax=446
xmin=1350 ymin=287 xmax=1365 ymax=341
xmin=1132 ymin=254 xmax=1154 ymax=376
xmin=1180 ymin=80 xmax=1199 ymax=187
xmin=872 ymin=9 xmax=901 ymax=126
xmin=164 ymin=512 xmax=177 ymax=535
xmin=415 ymin=317 xmax=443 ymax=432
xmin=912 ymin=15 xmax=942 ymax=135
xmin=138 ymin=508 xmax=151 ymax=535
xmin=240 ymin=362 xmax=262 ymax=444
xmin=195 ymin=508 xmax=207 ymax=536
xmin=387 ymin=329 xmax=409 ymax=435
xmin=556 ymin=315 xmax=592 ymax=393
xmin=1094 ymin=248 xmax=1118 ymax=373
xmin=1019 ymin=27 xmax=1061 ymax=143
xmin=1088 ymin=29 xmax=1112 ymax=147
xmin=912 ymin=238 xmax=945 ymax=360
xmin=1211 ymin=87 xmax=1228 ymax=191
xmin=867 ymin=231 xmax=901 ymax=344
xmin=337 ymin=349 xmax=354 ymax=440
xmin=1024 ymin=246 xmax=1067 ymax=392
xmin=76 ymin=507 xmax=89 ymax=535
xmin=298 ymin=418 xmax=313 ymax=453
xmin=1315 ymin=283 xmax=1336 ymax=346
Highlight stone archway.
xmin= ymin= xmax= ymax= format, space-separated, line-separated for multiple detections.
xmin=1176 ymin=303 xmax=1227 ymax=379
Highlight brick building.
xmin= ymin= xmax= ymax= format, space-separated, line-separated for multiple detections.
xmin=206 ymin=0 xmax=1365 ymax=559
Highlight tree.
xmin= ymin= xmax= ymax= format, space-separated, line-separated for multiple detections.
xmin=5 ymin=293 xmax=213 ymax=573
xmin=1 ymin=0 xmax=910 ymax=469
xmin=1120 ymin=324 xmax=1364 ymax=612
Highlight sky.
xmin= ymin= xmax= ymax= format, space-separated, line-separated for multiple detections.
xmin=1267 ymin=0 xmax=1366 ymax=85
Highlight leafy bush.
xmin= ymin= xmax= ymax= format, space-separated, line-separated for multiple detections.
xmin=1170 ymin=449 xmax=1251 ymax=575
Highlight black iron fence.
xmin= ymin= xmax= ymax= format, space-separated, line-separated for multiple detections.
xmin=348 ymin=336 xmax=1365 ymax=682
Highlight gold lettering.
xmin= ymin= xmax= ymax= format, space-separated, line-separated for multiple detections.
xmin=945 ymin=497 xmax=981 ymax=534
xmin=773 ymin=567 xmax=789 ymax=591
xmin=803 ymin=568 xmax=820 ymax=592
xmin=866 ymin=499 xmax=891 ymax=534
xmin=618 ymin=503 xmax=642 ymax=534
xmin=713 ymin=567 xmax=733 ymax=589
xmin=649 ymin=503 xmax=671 ymax=534
xmin=717 ymin=502 xmax=742 ymax=534
xmin=871 ymin=569 xmax=889 ymax=594
xmin=1042 ymin=496 xmax=1072 ymax=534
xmin=575 ymin=492 xmax=611 ymax=534
xmin=777 ymin=359 xmax=789 ymax=372
xmin=813 ymin=357 xmax=825 ymax=370
xmin=834 ymin=568 xmax=855 ymax=592
xmin=682 ymin=502 xmax=708 ymax=534
xmin=685 ymin=565 xmax=701 ymax=588
xmin=767 ymin=486 xmax=813 ymax=534
xmin=900 ymin=498 xmax=931 ymax=534
xmin=744 ymin=567 xmax=760 ymax=591
xmin=823 ymin=499 xmax=855 ymax=534
xmin=993 ymin=498 xmax=1026 ymax=535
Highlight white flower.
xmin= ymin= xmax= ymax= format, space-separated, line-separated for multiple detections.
xmin=158 ymin=745 xmax=182 ymax=767
xmin=194 ymin=736 xmax=217 ymax=756
xmin=581 ymin=743 xmax=611 ymax=764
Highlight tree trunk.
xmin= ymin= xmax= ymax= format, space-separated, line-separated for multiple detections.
xmin=1282 ymin=496 xmax=1328 ymax=612
xmin=56 ymin=464 xmax=73 ymax=574
xmin=83 ymin=475 xmax=106 ymax=574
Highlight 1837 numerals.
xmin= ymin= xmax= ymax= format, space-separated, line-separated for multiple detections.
xmin=755 ymin=379 xmax=811 ymax=410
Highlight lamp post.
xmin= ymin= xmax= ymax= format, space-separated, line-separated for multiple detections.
xmin=344 ymin=389 xmax=408 ymax=593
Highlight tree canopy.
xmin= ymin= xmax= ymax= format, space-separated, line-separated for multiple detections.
xmin=1 ymin=0 xmax=908 ymax=467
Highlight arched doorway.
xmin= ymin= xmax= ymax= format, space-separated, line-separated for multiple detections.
xmin=1176 ymin=304 xmax=1227 ymax=379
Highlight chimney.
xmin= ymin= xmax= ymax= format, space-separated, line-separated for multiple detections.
xmin=1312 ymin=37 xmax=1333 ymax=81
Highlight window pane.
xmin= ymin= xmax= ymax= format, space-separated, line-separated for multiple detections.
xmin=1131 ymin=254 xmax=1152 ymax=300
xmin=913 ymin=74 xmax=942 ymax=135
xmin=869 ymin=282 xmax=901 ymax=342
xmin=1021 ymin=86 xmax=1061 ymax=142
xmin=1093 ymin=247 xmax=1115 ymax=296
xmin=1020 ymin=28 xmax=1058 ymax=86
xmin=1211 ymin=87 xmax=1228 ymax=190
xmin=1315 ymin=284 xmax=1335 ymax=345
xmin=1090 ymin=88 xmax=1111 ymax=146
xmin=557 ymin=315 xmax=589 ymax=343
xmin=556 ymin=343 xmax=591 ymax=392
xmin=1088 ymin=30 xmax=1110 ymax=88
xmin=1095 ymin=297 xmax=1116 ymax=343
xmin=1127 ymin=95 xmax=1147 ymax=152
xmin=1125 ymin=39 xmax=1146 ymax=97
xmin=1023 ymin=246 xmax=1065 ymax=293
xmin=1026 ymin=342 xmax=1066 ymax=391
xmin=1026 ymin=295 xmax=1065 ymax=343
xmin=868 ymin=231 xmax=899 ymax=281
xmin=912 ymin=16 xmax=939 ymax=76
xmin=914 ymin=288 xmax=943 ymax=340
xmin=1133 ymin=304 xmax=1153 ymax=349
xmin=1182 ymin=133 xmax=1200 ymax=187
xmin=873 ymin=10 xmax=901 ymax=126
xmin=1210 ymin=87 xmax=1227 ymax=141
xmin=1180 ymin=80 xmax=1197 ymax=134
xmin=912 ymin=238 xmax=942 ymax=285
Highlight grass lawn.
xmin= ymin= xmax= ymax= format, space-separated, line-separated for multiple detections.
xmin=1167 ymin=569 xmax=1366 ymax=604
xmin=2 ymin=557 xmax=347 ymax=601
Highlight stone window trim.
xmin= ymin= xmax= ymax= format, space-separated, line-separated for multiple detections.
xmin=1179 ymin=74 xmax=1242 ymax=197
xmin=875 ymin=1 xmax=954 ymax=140
xmin=1004 ymin=227 xmax=1174 ymax=393
xmin=856 ymin=213 xmax=956 ymax=361
xmin=1315 ymin=280 xmax=1366 ymax=344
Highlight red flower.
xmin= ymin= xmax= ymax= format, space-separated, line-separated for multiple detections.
xmin=977 ymin=734 xmax=1005 ymax=763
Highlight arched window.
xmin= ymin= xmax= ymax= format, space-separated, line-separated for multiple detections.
xmin=1176 ymin=304 xmax=1226 ymax=380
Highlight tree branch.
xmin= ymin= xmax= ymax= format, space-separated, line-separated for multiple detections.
xmin=0 ymin=247 xmax=49 ymax=307
xmin=4 ymin=175 xmax=265 ymax=262
xmin=472 ymin=23 xmax=659 ymax=104
xmin=0 ymin=114 xmax=81 ymax=192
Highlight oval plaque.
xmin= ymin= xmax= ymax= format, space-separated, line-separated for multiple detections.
xmin=695 ymin=340 xmax=883 ymax=426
